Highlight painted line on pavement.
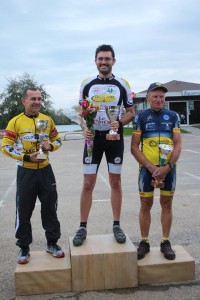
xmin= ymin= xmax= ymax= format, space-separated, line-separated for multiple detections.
xmin=184 ymin=172 xmax=200 ymax=180
xmin=0 ymin=178 xmax=16 ymax=207
xmin=183 ymin=150 xmax=200 ymax=155
xmin=93 ymin=199 xmax=110 ymax=202
xmin=0 ymin=200 xmax=5 ymax=207
xmin=99 ymin=172 xmax=110 ymax=188
xmin=93 ymin=172 xmax=110 ymax=202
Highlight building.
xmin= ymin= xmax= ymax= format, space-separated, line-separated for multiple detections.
xmin=134 ymin=80 xmax=200 ymax=125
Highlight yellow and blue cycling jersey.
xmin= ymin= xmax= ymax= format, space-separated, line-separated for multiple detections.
xmin=133 ymin=108 xmax=181 ymax=165
xmin=1 ymin=112 xmax=61 ymax=169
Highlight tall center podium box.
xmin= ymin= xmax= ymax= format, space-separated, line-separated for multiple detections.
xmin=69 ymin=234 xmax=138 ymax=292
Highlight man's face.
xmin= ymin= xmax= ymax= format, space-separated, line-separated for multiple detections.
xmin=22 ymin=89 xmax=42 ymax=115
xmin=147 ymin=89 xmax=166 ymax=111
xmin=95 ymin=51 xmax=115 ymax=76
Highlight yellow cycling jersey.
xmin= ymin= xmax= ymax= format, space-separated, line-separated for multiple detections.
xmin=133 ymin=108 xmax=181 ymax=165
xmin=1 ymin=112 xmax=61 ymax=169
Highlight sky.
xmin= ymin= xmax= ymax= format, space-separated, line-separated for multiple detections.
xmin=0 ymin=0 xmax=200 ymax=110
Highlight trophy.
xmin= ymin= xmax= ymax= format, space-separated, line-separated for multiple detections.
xmin=151 ymin=144 xmax=173 ymax=188
xmin=105 ymin=106 xmax=120 ymax=140
xmin=36 ymin=119 xmax=48 ymax=159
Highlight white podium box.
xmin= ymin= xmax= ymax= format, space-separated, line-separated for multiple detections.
xmin=138 ymin=245 xmax=195 ymax=285
xmin=15 ymin=250 xmax=71 ymax=296
xmin=69 ymin=234 xmax=138 ymax=291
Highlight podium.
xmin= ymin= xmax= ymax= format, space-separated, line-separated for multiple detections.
xmin=15 ymin=237 xmax=195 ymax=296
xmin=138 ymin=245 xmax=195 ymax=284
xmin=69 ymin=234 xmax=138 ymax=291
xmin=15 ymin=250 xmax=71 ymax=296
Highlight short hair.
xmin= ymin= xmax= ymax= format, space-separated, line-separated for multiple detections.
xmin=22 ymin=87 xmax=39 ymax=98
xmin=95 ymin=44 xmax=115 ymax=59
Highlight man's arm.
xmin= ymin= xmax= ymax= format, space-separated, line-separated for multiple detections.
xmin=168 ymin=131 xmax=182 ymax=164
xmin=46 ymin=119 xmax=62 ymax=152
xmin=131 ymin=132 xmax=157 ymax=174
xmin=121 ymin=106 xmax=135 ymax=126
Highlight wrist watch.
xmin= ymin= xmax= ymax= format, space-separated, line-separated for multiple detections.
xmin=168 ymin=163 xmax=175 ymax=170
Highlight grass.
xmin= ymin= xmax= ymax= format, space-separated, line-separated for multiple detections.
xmin=123 ymin=127 xmax=133 ymax=136
xmin=192 ymin=124 xmax=200 ymax=129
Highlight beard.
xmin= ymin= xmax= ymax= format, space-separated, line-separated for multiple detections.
xmin=98 ymin=65 xmax=112 ymax=76
xmin=100 ymin=69 xmax=110 ymax=75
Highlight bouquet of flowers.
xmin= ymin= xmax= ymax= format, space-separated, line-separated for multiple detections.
xmin=79 ymin=98 xmax=100 ymax=162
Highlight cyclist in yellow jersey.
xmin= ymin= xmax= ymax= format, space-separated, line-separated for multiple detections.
xmin=131 ymin=82 xmax=181 ymax=260
xmin=1 ymin=87 xmax=65 ymax=264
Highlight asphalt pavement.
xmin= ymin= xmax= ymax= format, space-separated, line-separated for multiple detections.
xmin=0 ymin=125 xmax=200 ymax=300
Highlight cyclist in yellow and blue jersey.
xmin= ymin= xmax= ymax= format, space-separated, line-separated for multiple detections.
xmin=131 ymin=82 xmax=181 ymax=261
xmin=1 ymin=87 xmax=65 ymax=264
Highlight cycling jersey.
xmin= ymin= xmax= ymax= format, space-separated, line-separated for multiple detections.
xmin=133 ymin=108 xmax=181 ymax=165
xmin=1 ymin=112 xmax=61 ymax=169
xmin=80 ymin=74 xmax=132 ymax=174
xmin=80 ymin=74 xmax=133 ymax=131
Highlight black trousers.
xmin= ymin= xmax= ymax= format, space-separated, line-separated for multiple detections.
xmin=15 ymin=165 xmax=61 ymax=248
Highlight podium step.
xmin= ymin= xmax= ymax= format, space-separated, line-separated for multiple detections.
xmin=15 ymin=250 xmax=71 ymax=296
xmin=138 ymin=245 xmax=195 ymax=285
xmin=69 ymin=233 xmax=138 ymax=291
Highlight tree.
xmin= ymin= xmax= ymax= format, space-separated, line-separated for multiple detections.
xmin=0 ymin=73 xmax=54 ymax=129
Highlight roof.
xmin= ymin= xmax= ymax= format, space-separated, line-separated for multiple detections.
xmin=139 ymin=80 xmax=200 ymax=93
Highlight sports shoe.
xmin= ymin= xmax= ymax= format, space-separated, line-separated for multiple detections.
xmin=46 ymin=243 xmax=65 ymax=258
xmin=113 ymin=225 xmax=126 ymax=243
xmin=137 ymin=240 xmax=150 ymax=260
xmin=17 ymin=247 xmax=30 ymax=264
xmin=73 ymin=227 xmax=87 ymax=246
xmin=160 ymin=240 xmax=176 ymax=260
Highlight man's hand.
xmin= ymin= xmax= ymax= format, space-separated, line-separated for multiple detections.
xmin=83 ymin=128 xmax=94 ymax=140
xmin=41 ymin=141 xmax=52 ymax=151
xmin=109 ymin=120 xmax=119 ymax=131
xmin=29 ymin=152 xmax=46 ymax=162
xmin=152 ymin=165 xmax=171 ymax=181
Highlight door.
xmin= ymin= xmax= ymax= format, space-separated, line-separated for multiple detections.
xmin=169 ymin=102 xmax=187 ymax=125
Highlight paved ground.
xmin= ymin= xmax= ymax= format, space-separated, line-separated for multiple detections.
xmin=0 ymin=125 xmax=200 ymax=300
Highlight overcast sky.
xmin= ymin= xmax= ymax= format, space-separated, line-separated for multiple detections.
xmin=0 ymin=0 xmax=200 ymax=110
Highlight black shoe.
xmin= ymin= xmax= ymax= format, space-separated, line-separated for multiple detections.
xmin=17 ymin=247 xmax=30 ymax=264
xmin=73 ymin=227 xmax=87 ymax=246
xmin=113 ymin=225 xmax=126 ymax=243
xmin=160 ymin=240 xmax=176 ymax=260
xmin=46 ymin=243 xmax=65 ymax=258
xmin=137 ymin=240 xmax=150 ymax=260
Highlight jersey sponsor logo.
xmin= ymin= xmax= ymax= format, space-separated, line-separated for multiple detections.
xmin=22 ymin=134 xmax=36 ymax=141
xmin=149 ymin=140 xmax=157 ymax=147
xmin=94 ymin=119 xmax=110 ymax=125
xmin=92 ymin=94 xmax=116 ymax=103
xmin=146 ymin=122 xmax=155 ymax=130
xmin=5 ymin=145 xmax=21 ymax=156
xmin=114 ymin=157 xmax=121 ymax=164
xmin=147 ymin=115 xmax=153 ymax=121
xmin=164 ymin=123 xmax=171 ymax=130
xmin=163 ymin=114 xmax=170 ymax=120
xmin=85 ymin=157 xmax=92 ymax=164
